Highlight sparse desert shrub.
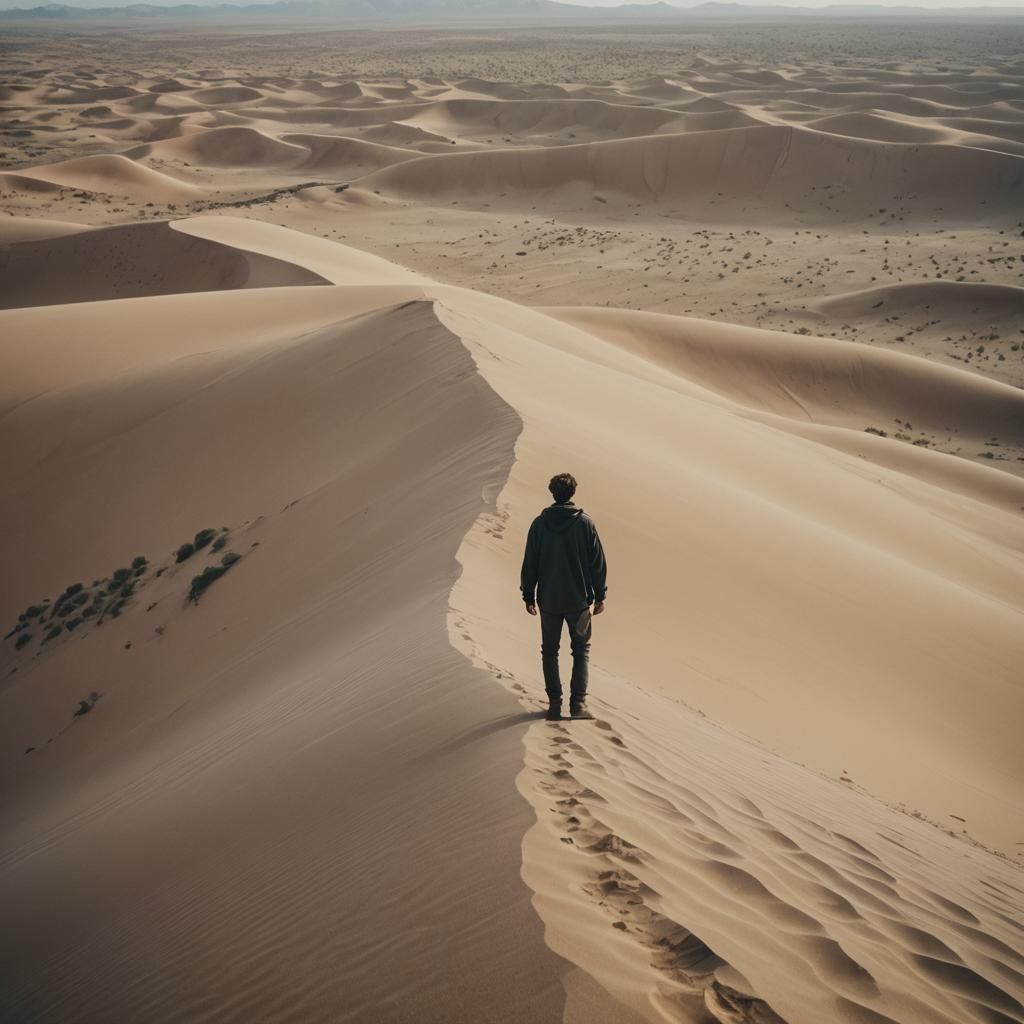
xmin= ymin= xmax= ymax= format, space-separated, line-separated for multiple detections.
xmin=131 ymin=556 xmax=147 ymax=569
xmin=194 ymin=528 xmax=217 ymax=550
xmin=65 ymin=617 xmax=83 ymax=632
xmin=73 ymin=591 xmax=89 ymax=606
xmin=211 ymin=534 xmax=228 ymax=553
xmin=189 ymin=552 xmax=241 ymax=603
xmin=112 ymin=567 xmax=132 ymax=583
xmin=15 ymin=633 xmax=32 ymax=650
xmin=865 ymin=427 xmax=888 ymax=437
xmin=189 ymin=566 xmax=227 ymax=603
xmin=73 ymin=691 xmax=99 ymax=718
xmin=175 ymin=542 xmax=196 ymax=563
xmin=42 ymin=625 xmax=62 ymax=644
xmin=81 ymin=607 xmax=97 ymax=619
xmin=24 ymin=605 xmax=44 ymax=619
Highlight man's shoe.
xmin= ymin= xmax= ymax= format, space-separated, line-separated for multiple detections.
xmin=569 ymin=702 xmax=594 ymax=720
xmin=545 ymin=703 xmax=562 ymax=721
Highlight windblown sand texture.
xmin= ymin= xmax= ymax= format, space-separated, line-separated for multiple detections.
xmin=2 ymin=19 xmax=1023 ymax=1024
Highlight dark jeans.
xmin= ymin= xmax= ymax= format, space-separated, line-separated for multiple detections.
xmin=540 ymin=607 xmax=592 ymax=706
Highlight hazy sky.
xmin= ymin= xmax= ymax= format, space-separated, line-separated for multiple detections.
xmin=5 ymin=0 xmax=1024 ymax=8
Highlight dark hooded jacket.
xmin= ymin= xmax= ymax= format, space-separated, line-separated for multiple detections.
xmin=520 ymin=502 xmax=608 ymax=614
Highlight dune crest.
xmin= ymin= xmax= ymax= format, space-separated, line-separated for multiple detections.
xmin=363 ymin=125 xmax=1024 ymax=217
xmin=0 ymin=219 xmax=329 ymax=308
xmin=15 ymin=153 xmax=201 ymax=201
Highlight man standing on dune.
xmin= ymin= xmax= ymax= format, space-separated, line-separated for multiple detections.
xmin=521 ymin=473 xmax=608 ymax=722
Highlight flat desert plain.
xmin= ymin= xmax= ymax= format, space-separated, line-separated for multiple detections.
xmin=1 ymin=18 xmax=1024 ymax=1024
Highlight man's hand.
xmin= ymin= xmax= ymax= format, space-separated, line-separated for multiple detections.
xmin=593 ymin=600 xmax=605 ymax=615
xmin=526 ymin=603 xmax=538 ymax=616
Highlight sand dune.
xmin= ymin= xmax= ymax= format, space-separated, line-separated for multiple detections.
xmin=148 ymin=78 xmax=194 ymax=94
xmin=117 ymin=90 xmax=201 ymax=115
xmin=673 ymin=96 xmax=738 ymax=112
xmin=16 ymin=154 xmax=201 ymax=201
xmin=513 ymin=677 xmax=1024 ymax=1024
xmin=3 ymin=222 xmax=1023 ymax=1024
xmin=0 ymin=286 xmax=571 ymax=1024
xmin=316 ymin=80 xmax=364 ymax=101
xmin=402 ymin=97 xmax=689 ymax=141
xmin=281 ymin=132 xmax=419 ymax=172
xmin=544 ymin=305 xmax=1024 ymax=482
xmin=767 ymin=91 xmax=956 ymax=117
xmin=3 ymin=27 xmax=1024 ymax=1024
xmin=942 ymin=116 xmax=1024 ymax=143
xmin=55 ymin=84 xmax=140 ymax=104
xmin=363 ymin=124 xmax=1024 ymax=216
xmin=191 ymin=84 xmax=266 ymax=105
xmin=813 ymin=280 xmax=1024 ymax=321
xmin=439 ymin=275 xmax=1024 ymax=1022
xmin=0 ymin=220 xmax=329 ymax=309
xmin=0 ymin=172 xmax=67 ymax=196
xmin=355 ymin=120 xmax=458 ymax=148
xmin=33 ymin=127 xmax=418 ymax=187
xmin=808 ymin=111 xmax=952 ymax=144
xmin=170 ymin=215 xmax=427 ymax=285
xmin=809 ymin=112 xmax=1024 ymax=156
xmin=239 ymin=102 xmax=431 ymax=127
xmin=131 ymin=125 xmax=312 ymax=168
xmin=0 ymin=216 xmax=91 ymax=243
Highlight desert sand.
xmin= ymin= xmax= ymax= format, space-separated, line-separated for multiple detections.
xmin=1 ymin=18 xmax=1023 ymax=1024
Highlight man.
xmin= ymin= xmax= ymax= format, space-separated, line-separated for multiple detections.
xmin=520 ymin=473 xmax=608 ymax=721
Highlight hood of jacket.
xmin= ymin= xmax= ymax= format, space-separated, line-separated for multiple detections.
xmin=540 ymin=502 xmax=584 ymax=534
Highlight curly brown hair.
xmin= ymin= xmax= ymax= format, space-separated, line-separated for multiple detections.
xmin=549 ymin=473 xmax=577 ymax=504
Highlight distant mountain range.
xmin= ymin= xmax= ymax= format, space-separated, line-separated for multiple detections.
xmin=2 ymin=0 xmax=1022 ymax=18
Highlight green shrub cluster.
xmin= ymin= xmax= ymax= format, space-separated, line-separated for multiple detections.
xmin=5 ymin=552 xmax=153 ymax=652
xmin=176 ymin=527 xmax=224 ymax=563
xmin=74 ymin=691 xmax=100 ymax=717
xmin=189 ymin=552 xmax=242 ymax=604
xmin=7 ymin=526 xmax=243 ymax=653
xmin=194 ymin=528 xmax=218 ymax=550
